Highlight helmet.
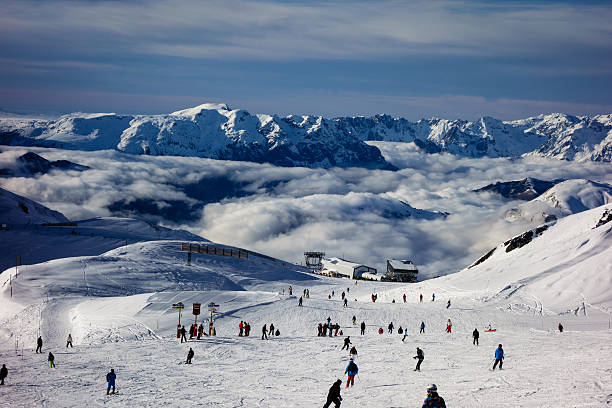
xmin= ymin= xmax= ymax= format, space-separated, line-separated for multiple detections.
xmin=427 ymin=384 xmax=437 ymax=392
xmin=498 ymin=344 xmax=502 ymax=347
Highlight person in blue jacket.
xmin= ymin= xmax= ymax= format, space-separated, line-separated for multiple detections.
xmin=106 ymin=368 xmax=116 ymax=395
xmin=422 ymin=384 xmax=446 ymax=408
xmin=493 ymin=344 xmax=504 ymax=370
xmin=345 ymin=358 xmax=358 ymax=388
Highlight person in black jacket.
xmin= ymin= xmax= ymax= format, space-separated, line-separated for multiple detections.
xmin=413 ymin=347 xmax=424 ymax=371
xmin=0 ymin=364 xmax=7 ymax=385
xmin=48 ymin=352 xmax=55 ymax=368
xmin=360 ymin=321 xmax=366 ymax=335
xmin=36 ymin=336 xmax=43 ymax=353
xmin=473 ymin=328 xmax=479 ymax=346
xmin=180 ymin=326 xmax=187 ymax=343
xmin=186 ymin=347 xmax=194 ymax=364
xmin=341 ymin=336 xmax=351 ymax=351
xmin=323 ymin=379 xmax=342 ymax=408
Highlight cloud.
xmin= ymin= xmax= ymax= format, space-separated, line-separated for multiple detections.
xmin=1 ymin=145 xmax=611 ymax=279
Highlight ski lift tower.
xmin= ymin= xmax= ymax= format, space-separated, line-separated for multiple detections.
xmin=304 ymin=251 xmax=325 ymax=271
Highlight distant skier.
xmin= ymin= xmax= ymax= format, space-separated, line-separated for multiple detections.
xmin=332 ymin=290 xmax=335 ymax=297
xmin=0 ymin=364 xmax=7 ymax=385
xmin=48 ymin=352 xmax=55 ymax=368
xmin=245 ymin=323 xmax=251 ymax=336
xmin=186 ymin=347 xmax=194 ymax=364
xmin=262 ymin=324 xmax=268 ymax=340
xmin=349 ymin=346 xmax=357 ymax=357
xmin=106 ymin=369 xmax=116 ymax=395
xmin=403 ymin=293 xmax=406 ymax=303
xmin=345 ymin=358 xmax=358 ymax=388
xmin=343 ymin=298 xmax=348 ymax=307
xmin=371 ymin=293 xmax=375 ymax=303
xmin=239 ymin=321 xmax=244 ymax=336
xmin=422 ymin=384 xmax=446 ymax=408
xmin=402 ymin=330 xmax=408 ymax=342
xmin=388 ymin=322 xmax=394 ymax=334
xmin=323 ymin=379 xmax=342 ymax=408
xmin=66 ymin=333 xmax=73 ymax=348
xmin=446 ymin=300 xmax=451 ymax=309
xmin=306 ymin=289 xmax=310 ymax=298
xmin=446 ymin=319 xmax=452 ymax=333
xmin=398 ymin=326 xmax=403 ymax=334
xmin=420 ymin=293 xmax=423 ymax=303
xmin=473 ymin=328 xmax=479 ymax=346
xmin=352 ymin=316 xmax=356 ymax=325
xmin=341 ymin=336 xmax=351 ymax=351
xmin=378 ymin=328 xmax=383 ymax=334
xmin=198 ymin=323 xmax=204 ymax=339
xmin=360 ymin=321 xmax=366 ymax=335
xmin=413 ymin=347 xmax=424 ymax=371
xmin=36 ymin=336 xmax=43 ymax=353
xmin=289 ymin=285 xmax=292 ymax=296
xmin=420 ymin=321 xmax=425 ymax=334
xmin=558 ymin=323 xmax=564 ymax=333
xmin=493 ymin=344 xmax=504 ymax=370
xmin=341 ymin=291 xmax=345 ymax=300
xmin=298 ymin=296 xmax=303 ymax=306
xmin=431 ymin=293 xmax=435 ymax=302
xmin=180 ymin=326 xmax=187 ymax=343
xmin=275 ymin=329 xmax=280 ymax=336
xmin=269 ymin=323 xmax=275 ymax=336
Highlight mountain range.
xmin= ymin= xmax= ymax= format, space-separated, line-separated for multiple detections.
xmin=1 ymin=104 xmax=610 ymax=168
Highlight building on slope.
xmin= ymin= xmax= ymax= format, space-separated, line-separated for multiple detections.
xmin=385 ymin=259 xmax=418 ymax=282
xmin=321 ymin=257 xmax=377 ymax=280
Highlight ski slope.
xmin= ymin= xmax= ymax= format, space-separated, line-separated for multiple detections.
xmin=0 ymin=206 xmax=611 ymax=407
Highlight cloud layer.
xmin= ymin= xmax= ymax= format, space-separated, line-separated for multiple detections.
xmin=1 ymin=144 xmax=611 ymax=278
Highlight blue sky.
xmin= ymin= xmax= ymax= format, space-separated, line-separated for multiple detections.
xmin=1 ymin=0 xmax=611 ymax=119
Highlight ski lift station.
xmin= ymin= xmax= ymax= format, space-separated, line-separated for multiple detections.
xmin=320 ymin=257 xmax=378 ymax=280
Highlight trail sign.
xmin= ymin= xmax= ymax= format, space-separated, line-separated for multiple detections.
xmin=192 ymin=303 xmax=201 ymax=315
xmin=207 ymin=302 xmax=219 ymax=311
xmin=172 ymin=302 xmax=184 ymax=333
xmin=172 ymin=302 xmax=184 ymax=309
xmin=207 ymin=302 xmax=220 ymax=336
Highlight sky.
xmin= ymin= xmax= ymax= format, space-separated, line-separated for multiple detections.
xmin=0 ymin=0 xmax=611 ymax=120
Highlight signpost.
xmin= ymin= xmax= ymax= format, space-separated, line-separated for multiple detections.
xmin=207 ymin=302 xmax=219 ymax=336
xmin=192 ymin=302 xmax=201 ymax=326
xmin=172 ymin=302 xmax=184 ymax=338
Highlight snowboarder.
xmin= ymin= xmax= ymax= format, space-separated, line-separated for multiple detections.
xmin=269 ymin=323 xmax=275 ymax=336
xmin=446 ymin=299 xmax=451 ymax=309
xmin=422 ymin=384 xmax=446 ymax=407
xmin=66 ymin=333 xmax=73 ymax=348
xmin=36 ymin=336 xmax=42 ymax=353
xmin=352 ymin=316 xmax=356 ymax=325
xmin=341 ymin=336 xmax=351 ymax=351
xmin=0 ymin=364 xmax=7 ymax=385
xmin=420 ymin=321 xmax=425 ymax=334
xmin=180 ymin=326 xmax=187 ymax=343
xmin=493 ymin=344 xmax=504 ymax=370
xmin=558 ymin=322 xmax=564 ymax=333
xmin=345 ymin=358 xmax=358 ymax=388
xmin=323 ymin=379 xmax=342 ymax=408
xmin=388 ymin=322 xmax=394 ymax=334
xmin=298 ymin=296 xmax=303 ymax=306
xmin=262 ymin=324 xmax=268 ymax=340
xmin=446 ymin=319 xmax=452 ymax=333
xmin=431 ymin=293 xmax=435 ymax=301
xmin=186 ymin=347 xmax=194 ymax=364
xmin=403 ymin=293 xmax=406 ymax=303
xmin=360 ymin=321 xmax=366 ymax=335
xmin=48 ymin=352 xmax=55 ymax=368
xmin=473 ymin=328 xmax=479 ymax=346
xmin=106 ymin=369 xmax=116 ymax=395
xmin=413 ymin=347 xmax=424 ymax=371
xmin=349 ymin=346 xmax=357 ymax=357
xmin=343 ymin=298 xmax=348 ymax=307
xmin=420 ymin=293 xmax=423 ymax=303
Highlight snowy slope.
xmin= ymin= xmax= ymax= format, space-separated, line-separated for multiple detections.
xmin=0 ymin=186 xmax=68 ymax=225
xmin=1 ymin=106 xmax=611 ymax=168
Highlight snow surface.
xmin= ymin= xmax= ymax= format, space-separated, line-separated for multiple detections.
xmin=0 ymin=205 xmax=611 ymax=407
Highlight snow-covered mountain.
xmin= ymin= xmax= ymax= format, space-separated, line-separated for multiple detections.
xmin=0 ymin=151 xmax=88 ymax=177
xmin=1 ymin=105 xmax=610 ymax=167
xmin=474 ymin=177 xmax=564 ymax=200
xmin=504 ymin=179 xmax=612 ymax=224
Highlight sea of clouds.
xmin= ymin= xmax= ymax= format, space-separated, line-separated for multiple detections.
xmin=1 ymin=143 xmax=611 ymax=278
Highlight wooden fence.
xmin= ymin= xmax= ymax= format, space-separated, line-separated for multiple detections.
xmin=180 ymin=243 xmax=248 ymax=260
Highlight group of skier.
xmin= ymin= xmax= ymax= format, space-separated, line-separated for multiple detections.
xmin=238 ymin=321 xmax=252 ymax=336
xmin=261 ymin=323 xmax=280 ymax=339
xmin=318 ymin=318 xmax=342 ymax=337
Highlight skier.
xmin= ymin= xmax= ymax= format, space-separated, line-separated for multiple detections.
xmin=269 ymin=323 xmax=275 ymax=336
xmin=558 ymin=322 xmax=564 ymax=333
xmin=180 ymin=326 xmax=187 ymax=343
xmin=403 ymin=293 xmax=406 ymax=303
xmin=446 ymin=299 xmax=451 ymax=309
xmin=341 ymin=336 xmax=351 ymax=351
xmin=186 ymin=347 xmax=194 ymax=364
xmin=343 ymin=298 xmax=348 ymax=307
xmin=36 ymin=336 xmax=43 ymax=353
xmin=413 ymin=347 xmax=424 ymax=371
xmin=0 ymin=364 xmax=7 ymax=385
xmin=298 ymin=296 xmax=303 ymax=307
xmin=318 ymin=323 xmax=323 ymax=337
xmin=341 ymin=291 xmax=345 ymax=300
xmin=106 ymin=369 xmax=116 ymax=395
xmin=371 ymin=293 xmax=375 ymax=303
xmin=262 ymin=324 xmax=268 ymax=340
xmin=239 ymin=321 xmax=244 ymax=336
xmin=323 ymin=379 xmax=342 ymax=408
xmin=493 ymin=344 xmax=504 ymax=370
xmin=245 ymin=323 xmax=251 ymax=336
xmin=402 ymin=330 xmax=408 ymax=342
xmin=332 ymin=290 xmax=334 ymax=297
xmin=421 ymin=384 xmax=446 ymax=408
xmin=420 ymin=321 xmax=425 ymax=334
xmin=388 ymin=322 xmax=394 ymax=334
xmin=198 ymin=323 xmax=204 ymax=339
xmin=66 ymin=333 xmax=73 ymax=348
xmin=289 ymin=285 xmax=292 ymax=296
xmin=306 ymin=289 xmax=309 ymax=298
xmin=48 ymin=352 xmax=55 ymax=368
xmin=431 ymin=293 xmax=435 ymax=301
xmin=352 ymin=315 xmax=356 ymax=325
xmin=360 ymin=321 xmax=366 ymax=335
xmin=420 ymin=293 xmax=423 ymax=303
xmin=349 ymin=346 xmax=357 ymax=357
xmin=344 ymin=358 xmax=358 ymax=388
xmin=446 ymin=319 xmax=452 ymax=333
xmin=473 ymin=328 xmax=479 ymax=346
xmin=189 ymin=324 xmax=195 ymax=339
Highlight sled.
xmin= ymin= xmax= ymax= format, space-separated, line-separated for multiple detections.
xmin=485 ymin=329 xmax=497 ymax=332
